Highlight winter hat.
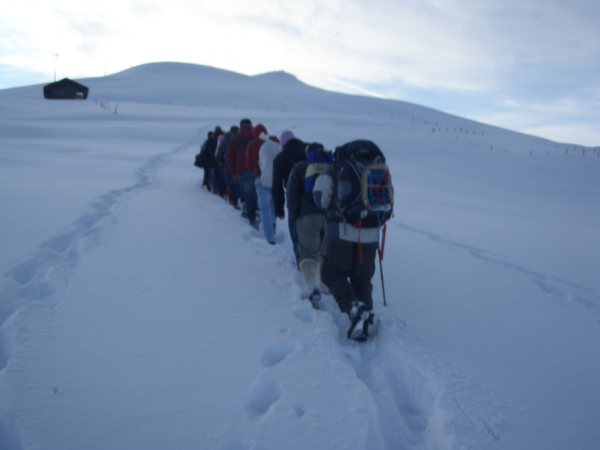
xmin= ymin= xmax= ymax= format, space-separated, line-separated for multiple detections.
xmin=240 ymin=118 xmax=252 ymax=127
xmin=305 ymin=142 xmax=325 ymax=154
xmin=280 ymin=130 xmax=295 ymax=147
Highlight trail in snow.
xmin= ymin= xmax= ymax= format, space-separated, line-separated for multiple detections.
xmin=1 ymin=131 xmax=455 ymax=449
xmin=0 ymin=140 xmax=195 ymax=361
xmin=0 ymin=138 xmax=198 ymax=449
xmin=2 ymin=128 xmax=560 ymax=450
xmin=397 ymin=222 xmax=600 ymax=319
xmin=233 ymin=227 xmax=453 ymax=448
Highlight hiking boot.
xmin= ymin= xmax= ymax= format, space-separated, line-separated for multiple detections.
xmin=308 ymin=288 xmax=321 ymax=309
xmin=347 ymin=301 xmax=374 ymax=342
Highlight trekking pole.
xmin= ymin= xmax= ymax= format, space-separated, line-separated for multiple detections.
xmin=378 ymin=223 xmax=388 ymax=307
xmin=378 ymin=249 xmax=387 ymax=307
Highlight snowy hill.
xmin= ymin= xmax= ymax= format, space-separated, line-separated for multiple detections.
xmin=1 ymin=62 xmax=599 ymax=450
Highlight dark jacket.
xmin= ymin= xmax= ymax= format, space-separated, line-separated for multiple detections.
xmin=227 ymin=124 xmax=254 ymax=177
xmin=216 ymin=131 xmax=233 ymax=168
xmin=285 ymin=161 xmax=326 ymax=223
xmin=203 ymin=134 xmax=218 ymax=168
xmin=272 ymin=138 xmax=306 ymax=218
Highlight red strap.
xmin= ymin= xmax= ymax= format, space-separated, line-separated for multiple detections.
xmin=379 ymin=222 xmax=387 ymax=261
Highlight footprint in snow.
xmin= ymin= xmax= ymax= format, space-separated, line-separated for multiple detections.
xmin=243 ymin=379 xmax=282 ymax=420
xmin=292 ymin=305 xmax=313 ymax=324
xmin=260 ymin=341 xmax=297 ymax=368
xmin=293 ymin=402 xmax=306 ymax=418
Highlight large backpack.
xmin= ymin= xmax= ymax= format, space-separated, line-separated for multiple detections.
xmin=334 ymin=140 xmax=394 ymax=228
xmin=194 ymin=141 xmax=208 ymax=168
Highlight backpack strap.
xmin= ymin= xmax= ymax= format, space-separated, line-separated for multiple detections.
xmin=337 ymin=159 xmax=365 ymax=226
xmin=379 ymin=222 xmax=387 ymax=260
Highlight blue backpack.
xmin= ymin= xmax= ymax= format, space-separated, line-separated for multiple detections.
xmin=304 ymin=143 xmax=333 ymax=193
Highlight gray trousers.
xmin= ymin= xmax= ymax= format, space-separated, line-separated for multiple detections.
xmin=320 ymin=236 xmax=378 ymax=314
xmin=295 ymin=214 xmax=326 ymax=294
xmin=295 ymin=214 xmax=326 ymax=262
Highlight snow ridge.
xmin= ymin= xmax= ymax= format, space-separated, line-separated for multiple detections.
xmin=397 ymin=222 xmax=600 ymax=322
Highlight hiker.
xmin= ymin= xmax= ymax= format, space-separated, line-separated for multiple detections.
xmin=286 ymin=143 xmax=332 ymax=307
xmin=202 ymin=130 xmax=219 ymax=191
xmin=196 ymin=131 xmax=214 ymax=189
xmin=238 ymin=123 xmax=269 ymax=230
xmin=227 ymin=119 xmax=255 ymax=218
xmin=247 ymin=127 xmax=281 ymax=244
xmin=272 ymin=131 xmax=307 ymax=262
xmin=210 ymin=126 xmax=224 ymax=195
xmin=313 ymin=139 xmax=393 ymax=341
xmin=218 ymin=125 xmax=240 ymax=207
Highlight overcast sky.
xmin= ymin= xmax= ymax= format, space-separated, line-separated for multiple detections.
xmin=1 ymin=0 xmax=599 ymax=146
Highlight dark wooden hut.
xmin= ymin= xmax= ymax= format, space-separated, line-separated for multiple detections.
xmin=43 ymin=78 xmax=89 ymax=100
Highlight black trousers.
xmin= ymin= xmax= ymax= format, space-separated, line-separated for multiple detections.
xmin=320 ymin=236 xmax=377 ymax=314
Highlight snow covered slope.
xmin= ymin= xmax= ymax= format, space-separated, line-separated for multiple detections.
xmin=1 ymin=62 xmax=599 ymax=450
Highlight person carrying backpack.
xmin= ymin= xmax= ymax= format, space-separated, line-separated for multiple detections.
xmin=286 ymin=143 xmax=332 ymax=307
xmin=240 ymin=123 xmax=268 ymax=230
xmin=217 ymin=125 xmax=240 ymax=207
xmin=272 ymin=131 xmax=307 ymax=263
xmin=202 ymin=129 xmax=220 ymax=192
xmin=195 ymin=131 xmax=214 ymax=189
xmin=227 ymin=118 xmax=255 ymax=217
xmin=209 ymin=126 xmax=224 ymax=195
xmin=313 ymin=139 xmax=393 ymax=341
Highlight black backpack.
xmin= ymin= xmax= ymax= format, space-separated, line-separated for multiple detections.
xmin=334 ymin=140 xmax=394 ymax=228
xmin=194 ymin=151 xmax=204 ymax=168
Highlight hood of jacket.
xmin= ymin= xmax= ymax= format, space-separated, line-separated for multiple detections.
xmin=253 ymin=124 xmax=268 ymax=139
xmin=283 ymin=138 xmax=307 ymax=163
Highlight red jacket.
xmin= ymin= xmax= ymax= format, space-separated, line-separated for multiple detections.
xmin=245 ymin=124 xmax=268 ymax=178
xmin=227 ymin=123 xmax=254 ymax=177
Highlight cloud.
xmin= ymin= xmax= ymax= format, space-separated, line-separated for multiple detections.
xmin=476 ymin=95 xmax=600 ymax=146
xmin=2 ymin=0 xmax=597 ymax=93
xmin=0 ymin=0 xmax=598 ymax=145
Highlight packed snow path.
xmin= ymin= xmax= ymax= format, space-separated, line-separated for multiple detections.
xmin=4 ymin=132 xmax=597 ymax=448
xmin=0 ymin=133 xmax=453 ymax=449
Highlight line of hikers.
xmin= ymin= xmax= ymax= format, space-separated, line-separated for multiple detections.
xmin=194 ymin=118 xmax=394 ymax=342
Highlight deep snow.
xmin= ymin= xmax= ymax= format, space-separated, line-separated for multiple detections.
xmin=1 ymin=62 xmax=599 ymax=450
